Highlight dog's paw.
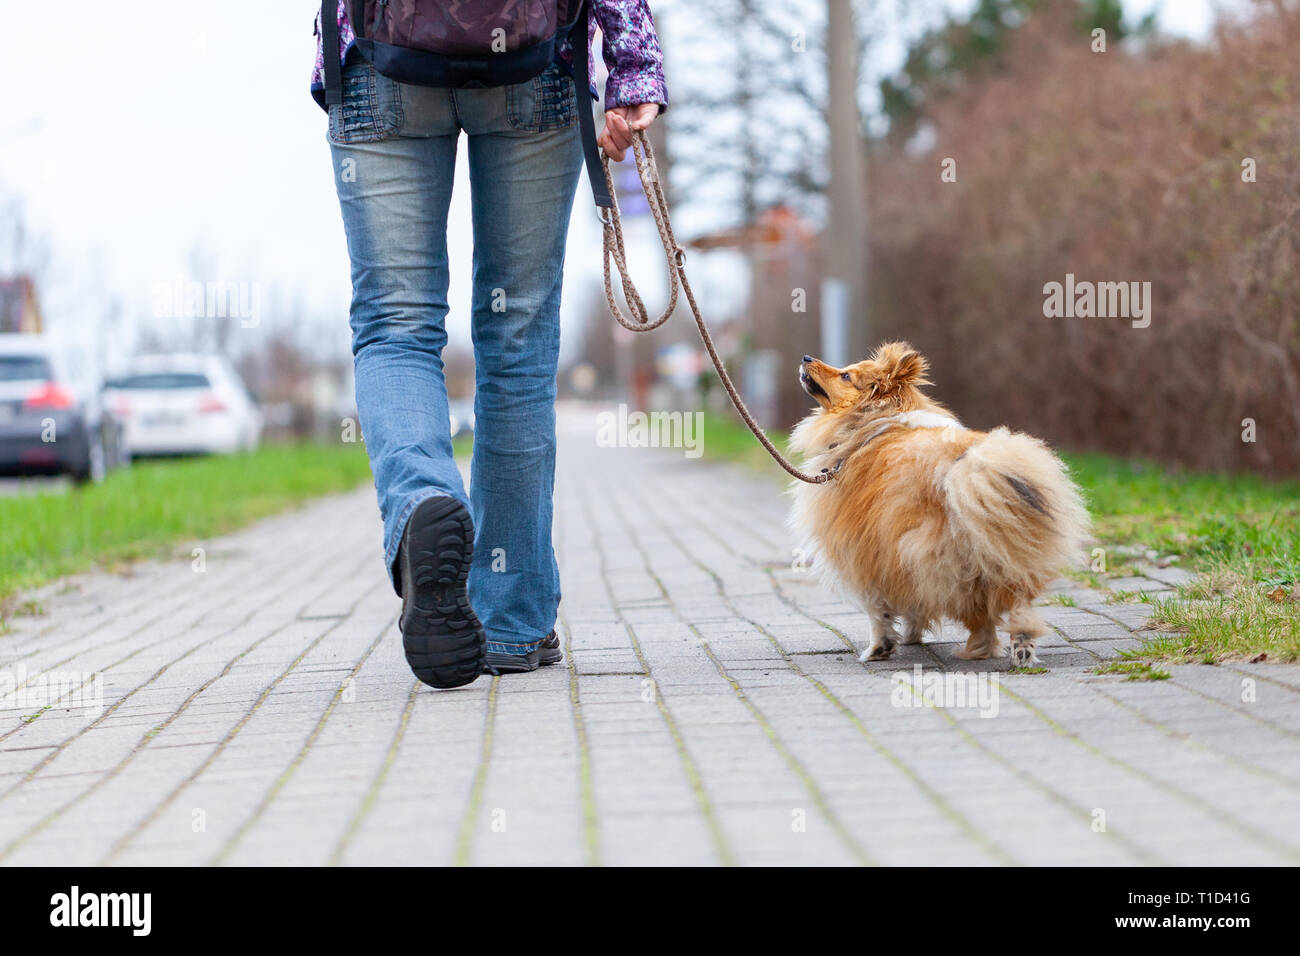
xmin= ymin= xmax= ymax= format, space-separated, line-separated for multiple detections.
xmin=860 ymin=640 xmax=897 ymax=662
xmin=898 ymin=625 xmax=925 ymax=646
xmin=1009 ymin=634 xmax=1039 ymax=667
xmin=954 ymin=639 xmax=1005 ymax=661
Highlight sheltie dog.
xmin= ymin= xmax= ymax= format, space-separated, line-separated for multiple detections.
xmin=788 ymin=342 xmax=1090 ymax=667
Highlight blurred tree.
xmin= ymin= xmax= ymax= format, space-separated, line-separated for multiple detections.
xmin=0 ymin=190 xmax=52 ymax=281
xmin=232 ymin=295 xmax=357 ymax=439
xmin=879 ymin=0 xmax=1154 ymax=141
xmin=661 ymin=0 xmax=847 ymax=225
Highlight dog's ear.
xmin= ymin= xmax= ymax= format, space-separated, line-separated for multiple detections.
xmin=872 ymin=342 xmax=930 ymax=393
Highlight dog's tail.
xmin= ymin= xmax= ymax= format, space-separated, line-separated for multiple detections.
xmin=941 ymin=427 xmax=1090 ymax=595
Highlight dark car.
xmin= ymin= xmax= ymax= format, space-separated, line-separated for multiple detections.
xmin=0 ymin=336 xmax=128 ymax=484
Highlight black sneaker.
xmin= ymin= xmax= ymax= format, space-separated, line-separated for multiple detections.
xmin=397 ymin=495 xmax=485 ymax=689
xmin=538 ymin=630 xmax=563 ymax=667
xmin=484 ymin=630 xmax=562 ymax=674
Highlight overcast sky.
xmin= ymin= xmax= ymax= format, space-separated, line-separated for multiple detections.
xmin=0 ymin=0 xmax=1226 ymax=368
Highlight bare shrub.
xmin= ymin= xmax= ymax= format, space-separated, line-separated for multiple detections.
xmin=870 ymin=0 xmax=1300 ymax=474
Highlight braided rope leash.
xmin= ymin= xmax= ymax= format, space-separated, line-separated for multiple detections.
xmin=600 ymin=132 xmax=838 ymax=485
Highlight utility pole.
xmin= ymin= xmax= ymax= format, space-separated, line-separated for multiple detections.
xmin=737 ymin=0 xmax=760 ymax=228
xmin=823 ymin=0 xmax=868 ymax=365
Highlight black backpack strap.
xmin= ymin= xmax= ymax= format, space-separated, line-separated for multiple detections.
xmin=573 ymin=0 xmax=612 ymax=208
xmin=322 ymin=0 xmax=343 ymax=107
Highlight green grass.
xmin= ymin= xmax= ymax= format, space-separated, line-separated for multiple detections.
xmin=700 ymin=412 xmax=1300 ymax=662
xmin=1067 ymin=454 xmax=1300 ymax=663
xmin=698 ymin=412 xmax=793 ymax=472
xmin=1093 ymin=660 xmax=1172 ymax=681
xmin=0 ymin=443 xmax=372 ymax=623
xmin=1061 ymin=453 xmax=1300 ymax=572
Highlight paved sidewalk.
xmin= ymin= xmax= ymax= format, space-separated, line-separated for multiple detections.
xmin=3 ymin=406 xmax=1299 ymax=866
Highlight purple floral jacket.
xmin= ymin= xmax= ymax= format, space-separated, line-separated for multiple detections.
xmin=311 ymin=1 xmax=668 ymax=111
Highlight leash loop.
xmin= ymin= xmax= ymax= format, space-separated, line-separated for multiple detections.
xmin=600 ymin=132 xmax=835 ymax=485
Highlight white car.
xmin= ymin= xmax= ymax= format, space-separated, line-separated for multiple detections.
xmin=103 ymin=354 xmax=263 ymax=457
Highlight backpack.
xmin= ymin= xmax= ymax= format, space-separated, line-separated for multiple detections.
xmin=321 ymin=1 xmax=610 ymax=207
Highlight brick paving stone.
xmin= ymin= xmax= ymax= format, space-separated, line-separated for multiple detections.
xmin=1 ymin=404 xmax=1297 ymax=865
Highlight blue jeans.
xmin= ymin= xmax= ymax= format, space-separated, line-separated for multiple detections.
xmin=328 ymin=56 xmax=583 ymax=658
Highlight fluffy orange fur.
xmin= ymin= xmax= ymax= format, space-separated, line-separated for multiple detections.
xmin=788 ymin=342 xmax=1090 ymax=665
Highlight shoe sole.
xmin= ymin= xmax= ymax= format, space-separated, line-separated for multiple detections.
xmin=484 ymin=649 xmax=539 ymax=673
xmin=400 ymin=496 xmax=485 ymax=689
xmin=484 ymin=641 xmax=563 ymax=674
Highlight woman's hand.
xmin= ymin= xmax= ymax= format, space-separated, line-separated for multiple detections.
xmin=598 ymin=104 xmax=659 ymax=161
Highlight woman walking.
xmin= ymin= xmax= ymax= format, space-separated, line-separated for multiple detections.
xmin=312 ymin=2 xmax=667 ymax=688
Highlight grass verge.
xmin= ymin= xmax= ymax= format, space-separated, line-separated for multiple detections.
xmin=0 ymin=443 xmax=372 ymax=626
xmin=1064 ymin=454 xmax=1300 ymax=663
xmin=699 ymin=412 xmax=1300 ymax=662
